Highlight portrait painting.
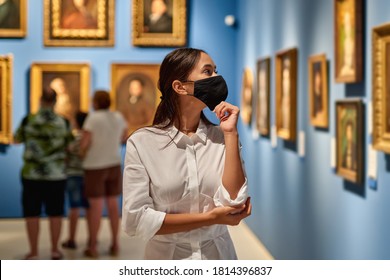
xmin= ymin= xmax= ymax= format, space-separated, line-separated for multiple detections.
xmin=0 ymin=54 xmax=12 ymax=144
xmin=334 ymin=0 xmax=362 ymax=83
xmin=0 ymin=0 xmax=26 ymax=38
xmin=308 ymin=54 xmax=328 ymax=128
xmin=336 ymin=99 xmax=363 ymax=183
xmin=30 ymin=63 xmax=90 ymax=127
xmin=111 ymin=64 xmax=160 ymax=134
xmin=372 ymin=22 xmax=390 ymax=153
xmin=132 ymin=0 xmax=186 ymax=47
xmin=255 ymin=57 xmax=270 ymax=135
xmin=275 ymin=47 xmax=297 ymax=141
xmin=240 ymin=67 xmax=253 ymax=125
xmin=44 ymin=0 xmax=114 ymax=47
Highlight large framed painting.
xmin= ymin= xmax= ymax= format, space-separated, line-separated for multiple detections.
xmin=0 ymin=54 xmax=13 ymax=144
xmin=132 ymin=0 xmax=186 ymax=47
xmin=308 ymin=53 xmax=329 ymax=128
xmin=275 ymin=47 xmax=297 ymax=141
xmin=44 ymin=0 xmax=115 ymax=47
xmin=0 ymin=0 xmax=27 ymax=38
xmin=255 ymin=57 xmax=270 ymax=135
xmin=336 ymin=99 xmax=364 ymax=184
xmin=30 ymin=63 xmax=90 ymax=127
xmin=334 ymin=0 xmax=362 ymax=83
xmin=240 ymin=67 xmax=253 ymax=125
xmin=111 ymin=63 xmax=160 ymax=134
xmin=372 ymin=22 xmax=390 ymax=154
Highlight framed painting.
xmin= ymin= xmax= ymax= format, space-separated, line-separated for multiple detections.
xmin=0 ymin=54 xmax=13 ymax=144
xmin=30 ymin=63 xmax=90 ymax=126
xmin=334 ymin=0 xmax=362 ymax=83
xmin=336 ymin=99 xmax=363 ymax=183
xmin=308 ymin=53 xmax=329 ymax=128
xmin=255 ymin=57 xmax=270 ymax=135
xmin=111 ymin=63 xmax=160 ymax=134
xmin=0 ymin=0 xmax=26 ymax=38
xmin=132 ymin=0 xmax=186 ymax=47
xmin=240 ymin=67 xmax=253 ymax=125
xmin=372 ymin=22 xmax=390 ymax=154
xmin=275 ymin=47 xmax=297 ymax=141
xmin=44 ymin=0 xmax=115 ymax=47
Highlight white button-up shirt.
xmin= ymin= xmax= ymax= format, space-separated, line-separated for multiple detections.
xmin=122 ymin=119 xmax=248 ymax=259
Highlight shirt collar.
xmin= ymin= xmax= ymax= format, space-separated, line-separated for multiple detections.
xmin=167 ymin=119 xmax=208 ymax=146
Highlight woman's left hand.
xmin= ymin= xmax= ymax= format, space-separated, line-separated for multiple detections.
xmin=213 ymin=101 xmax=240 ymax=134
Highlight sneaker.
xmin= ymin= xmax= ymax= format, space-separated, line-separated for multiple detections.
xmin=24 ymin=253 xmax=38 ymax=260
xmin=51 ymin=251 xmax=64 ymax=260
xmin=61 ymin=240 xmax=77 ymax=249
xmin=84 ymin=248 xmax=99 ymax=258
xmin=109 ymin=245 xmax=119 ymax=257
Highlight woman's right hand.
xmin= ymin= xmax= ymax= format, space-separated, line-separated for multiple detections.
xmin=209 ymin=197 xmax=252 ymax=226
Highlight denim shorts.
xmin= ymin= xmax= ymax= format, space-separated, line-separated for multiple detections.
xmin=66 ymin=176 xmax=89 ymax=208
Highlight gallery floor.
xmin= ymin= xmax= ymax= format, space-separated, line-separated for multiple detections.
xmin=0 ymin=218 xmax=273 ymax=260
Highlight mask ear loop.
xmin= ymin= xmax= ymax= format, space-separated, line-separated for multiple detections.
xmin=180 ymin=80 xmax=195 ymax=96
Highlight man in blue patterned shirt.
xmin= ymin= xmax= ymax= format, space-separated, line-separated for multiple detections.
xmin=14 ymin=88 xmax=73 ymax=260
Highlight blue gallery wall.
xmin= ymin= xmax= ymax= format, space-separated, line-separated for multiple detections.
xmin=236 ymin=0 xmax=390 ymax=259
xmin=0 ymin=0 xmax=238 ymax=217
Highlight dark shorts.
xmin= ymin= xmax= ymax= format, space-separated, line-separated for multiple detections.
xmin=65 ymin=176 xmax=89 ymax=208
xmin=84 ymin=165 xmax=122 ymax=198
xmin=22 ymin=178 xmax=66 ymax=217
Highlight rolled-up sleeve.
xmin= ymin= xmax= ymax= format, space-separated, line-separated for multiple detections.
xmin=213 ymin=178 xmax=248 ymax=207
xmin=122 ymin=139 xmax=166 ymax=241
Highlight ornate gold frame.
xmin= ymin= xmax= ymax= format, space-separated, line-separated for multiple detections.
xmin=110 ymin=63 xmax=160 ymax=134
xmin=372 ymin=22 xmax=390 ymax=153
xmin=334 ymin=0 xmax=363 ymax=83
xmin=336 ymin=99 xmax=363 ymax=184
xmin=275 ymin=47 xmax=297 ymax=141
xmin=132 ymin=0 xmax=186 ymax=47
xmin=256 ymin=57 xmax=271 ymax=135
xmin=240 ymin=68 xmax=253 ymax=125
xmin=30 ymin=63 xmax=90 ymax=114
xmin=0 ymin=54 xmax=13 ymax=144
xmin=44 ymin=0 xmax=115 ymax=47
xmin=308 ymin=53 xmax=329 ymax=128
xmin=0 ymin=0 xmax=27 ymax=38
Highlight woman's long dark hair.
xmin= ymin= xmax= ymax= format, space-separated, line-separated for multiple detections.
xmin=153 ymin=47 xmax=213 ymax=130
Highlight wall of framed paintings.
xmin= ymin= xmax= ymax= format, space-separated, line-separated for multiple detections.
xmin=0 ymin=0 xmax=239 ymax=217
xmin=236 ymin=0 xmax=390 ymax=260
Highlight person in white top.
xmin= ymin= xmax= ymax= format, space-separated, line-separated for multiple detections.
xmin=122 ymin=48 xmax=251 ymax=260
xmin=80 ymin=90 xmax=128 ymax=258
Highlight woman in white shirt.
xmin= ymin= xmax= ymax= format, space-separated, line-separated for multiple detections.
xmin=122 ymin=48 xmax=251 ymax=260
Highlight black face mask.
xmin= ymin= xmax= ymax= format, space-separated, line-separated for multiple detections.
xmin=186 ymin=75 xmax=228 ymax=111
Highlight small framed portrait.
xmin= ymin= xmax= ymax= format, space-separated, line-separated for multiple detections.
xmin=336 ymin=99 xmax=364 ymax=184
xmin=372 ymin=22 xmax=390 ymax=154
xmin=334 ymin=0 xmax=362 ymax=83
xmin=255 ymin=57 xmax=270 ymax=135
xmin=308 ymin=53 xmax=328 ymax=128
xmin=111 ymin=63 xmax=160 ymax=134
xmin=0 ymin=54 xmax=13 ymax=144
xmin=275 ymin=47 xmax=297 ymax=141
xmin=240 ymin=67 xmax=253 ymax=125
xmin=132 ymin=0 xmax=187 ymax=47
xmin=44 ymin=0 xmax=115 ymax=47
xmin=30 ymin=63 xmax=90 ymax=126
xmin=0 ymin=0 xmax=27 ymax=38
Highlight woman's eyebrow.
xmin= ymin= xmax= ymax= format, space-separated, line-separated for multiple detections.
xmin=201 ymin=64 xmax=217 ymax=69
